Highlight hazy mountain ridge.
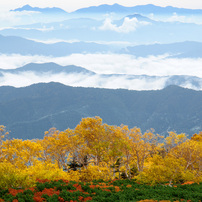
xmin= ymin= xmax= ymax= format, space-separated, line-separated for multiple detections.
xmin=2 ymin=3 xmax=202 ymax=44
xmin=0 ymin=34 xmax=110 ymax=56
xmin=11 ymin=3 xmax=202 ymax=15
xmin=122 ymin=41 xmax=202 ymax=58
xmin=1 ymin=21 xmax=201 ymax=44
xmin=11 ymin=4 xmax=68 ymax=14
xmin=0 ymin=82 xmax=201 ymax=139
xmin=0 ymin=62 xmax=95 ymax=75
xmin=73 ymin=3 xmax=202 ymax=15
xmin=1 ymin=34 xmax=202 ymax=58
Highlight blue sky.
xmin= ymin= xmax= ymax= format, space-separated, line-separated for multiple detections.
xmin=1 ymin=0 xmax=202 ymax=12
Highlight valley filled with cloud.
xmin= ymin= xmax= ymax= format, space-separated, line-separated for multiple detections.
xmin=0 ymin=53 xmax=202 ymax=90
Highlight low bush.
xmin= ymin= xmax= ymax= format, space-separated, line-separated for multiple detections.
xmin=0 ymin=179 xmax=201 ymax=202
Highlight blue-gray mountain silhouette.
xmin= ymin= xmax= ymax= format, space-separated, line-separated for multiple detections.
xmin=1 ymin=83 xmax=201 ymax=139
xmin=0 ymin=62 xmax=94 ymax=75
xmin=11 ymin=4 xmax=68 ymax=14
xmin=121 ymin=41 xmax=202 ymax=58
xmin=73 ymin=3 xmax=202 ymax=15
xmin=0 ymin=34 xmax=109 ymax=56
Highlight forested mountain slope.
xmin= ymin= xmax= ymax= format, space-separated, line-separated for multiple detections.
xmin=0 ymin=82 xmax=201 ymax=139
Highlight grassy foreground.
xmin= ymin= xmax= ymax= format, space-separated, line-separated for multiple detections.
xmin=0 ymin=179 xmax=201 ymax=202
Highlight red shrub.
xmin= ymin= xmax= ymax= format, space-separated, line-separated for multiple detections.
xmin=58 ymin=197 xmax=65 ymax=202
xmin=33 ymin=196 xmax=45 ymax=202
xmin=84 ymin=197 xmax=92 ymax=201
xmin=8 ymin=188 xmax=24 ymax=196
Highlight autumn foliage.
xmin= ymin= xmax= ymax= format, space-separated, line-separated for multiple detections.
xmin=0 ymin=179 xmax=201 ymax=202
xmin=0 ymin=117 xmax=201 ymax=188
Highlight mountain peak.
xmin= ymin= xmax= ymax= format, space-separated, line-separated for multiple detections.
xmin=0 ymin=62 xmax=95 ymax=75
xmin=21 ymin=4 xmax=32 ymax=9
xmin=11 ymin=4 xmax=32 ymax=11
xmin=111 ymin=3 xmax=123 ymax=7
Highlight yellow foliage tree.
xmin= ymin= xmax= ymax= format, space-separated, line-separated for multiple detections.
xmin=41 ymin=128 xmax=75 ymax=170
xmin=102 ymin=125 xmax=126 ymax=178
xmin=75 ymin=116 xmax=109 ymax=166
xmin=136 ymin=154 xmax=188 ymax=185
xmin=0 ymin=119 xmax=201 ymax=186
xmin=129 ymin=128 xmax=162 ymax=172
xmin=0 ymin=125 xmax=9 ymax=161
xmin=164 ymin=131 xmax=187 ymax=152
xmin=2 ymin=139 xmax=43 ymax=168
xmin=0 ymin=161 xmax=33 ymax=188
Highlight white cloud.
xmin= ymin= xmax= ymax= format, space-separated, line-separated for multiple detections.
xmin=170 ymin=13 xmax=202 ymax=25
xmin=0 ymin=54 xmax=49 ymax=69
xmin=147 ymin=12 xmax=202 ymax=25
xmin=0 ymin=53 xmax=202 ymax=90
xmin=0 ymin=71 xmax=201 ymax=90
xmin=28 ymin=38 xmax=132 ymax=48
xmin=0 ymin=26 xmax=54 ymax=32
xmin=167 ymin=13 xmax=186 ymax=22
xmin=0 ymin=72 xmax=168 ymax=90
xmin=0 ymin=10 xmax=67 ymax=27
xmin=52 ymin=54 xmax=202 ymax=78
xmin=0 ymin=11 xmax=41 ymax=27
xmin=27 ymin=39 xmax=80 ymax=44
xmin=150 ymin=12 xmax=202 ymax=25
xmin=99 ymin=17 xmax=150 ymax=33
xmin=1 ymin=53 xmax=202 ymax=78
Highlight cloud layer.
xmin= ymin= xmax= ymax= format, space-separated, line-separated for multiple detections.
xmin=0 ymin=53 xmax=202 ymax=90
xmin=99 ymin=17 xmax=150 ymax=33
xmin=0 ymin=72 xmax=167 ymax=90
xmin=1 ymin=53 xmax=202 ymax=77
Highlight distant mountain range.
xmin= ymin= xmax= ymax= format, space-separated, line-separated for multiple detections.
xmin=11 ymin=4 xmax=202 ymax=16
xmin=11 ymin=4 xmax=68 ymax=14
xmin=1 ymin=18 xmax=202 ymax=44
xmin=1 ymin=34 xmax=202 ymax=58
xmin=0 ymin=82 xmax=201 ymax=139
xmin=73 ymin=3 xmax=202 ymax=15
xmin=122 ymin=41 xmax=202 ymax=58
xmin=1 ymin=4 xmax=201 ymax=140
xmin=0 ymin=34 xmax=109 ymax=56
xmin=3 ymin=3 xmax=202 ymax=44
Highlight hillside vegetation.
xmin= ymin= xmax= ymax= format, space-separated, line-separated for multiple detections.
xmin=0 ymin=117 xmax=201 ymax=189
xmin=1 ymin=83 xmax=202 ymax=139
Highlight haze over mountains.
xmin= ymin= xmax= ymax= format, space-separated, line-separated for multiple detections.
xmin=0 ymin=34 xmax=110 ymax=56
xmin=1 ymin=34 xmax=202 ymax=58
xmin=1 ymin=4 xmax=202 ymax=43
xmin=1 ymin=17 xmax=202 ymax=44
xmin=0 ymin=3 xmax=202 ymax=139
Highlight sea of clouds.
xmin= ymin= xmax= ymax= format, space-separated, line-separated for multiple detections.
xmin=0 ymin=53 xmax=202 ymax=90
